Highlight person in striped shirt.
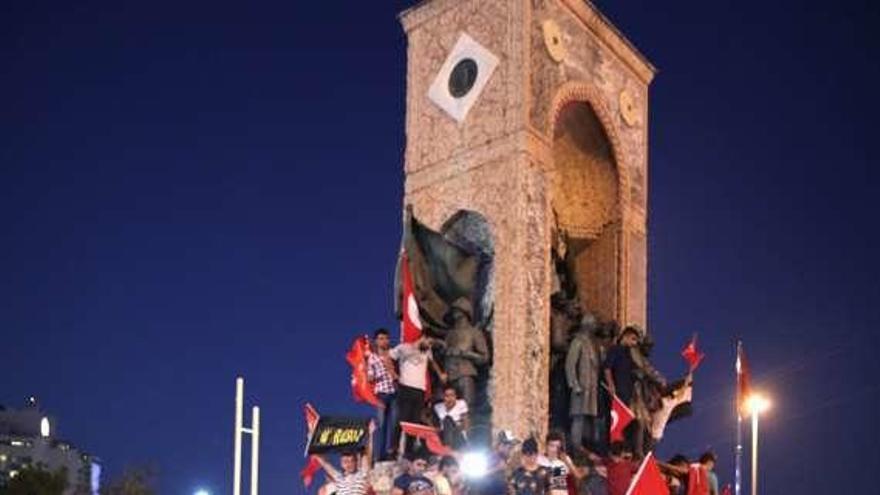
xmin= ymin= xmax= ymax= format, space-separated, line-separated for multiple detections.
xmin=312 ymin=422 xmax=376 ymax=495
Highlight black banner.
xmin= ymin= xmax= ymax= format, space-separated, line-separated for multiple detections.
xmin=307 ymin=417 xmax=370 ymax=454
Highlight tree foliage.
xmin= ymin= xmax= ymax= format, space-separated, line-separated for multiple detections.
xmin=100 ymin=467 xmax=157 ymax=495
xmin=0 ymin=465 xmax=68 ymax=495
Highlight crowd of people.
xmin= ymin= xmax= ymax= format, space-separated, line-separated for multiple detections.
xmin=304 ymin=309 xmax=721 ymax=495
xmin=309 ymin=426 xmax=722 ymax=495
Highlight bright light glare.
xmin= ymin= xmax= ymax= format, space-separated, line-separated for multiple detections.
xmin=745 ymin=393 xmax=771 ymax=415
xmin=194 ymin=489 xmax=210 ymax=495
xmin=40 ymin=417 xmax=51 ymax=438
xmin=460 ymin=451 xmax=489 ymax=479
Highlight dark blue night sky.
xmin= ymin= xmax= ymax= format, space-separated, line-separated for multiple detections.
xmin=2 ymin=0 xmax=878 ymax=493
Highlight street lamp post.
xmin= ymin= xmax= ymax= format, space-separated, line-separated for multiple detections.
xmin=745 ymin=394 xmax=770 ymax=495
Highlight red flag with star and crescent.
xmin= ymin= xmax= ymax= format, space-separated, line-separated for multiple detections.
xmin=610 ymin=393 xmax=635 ymax=442
xmin=346 ymin=336 xmax=381 ymax=407
xmin=400 ymin=251 xmax=423 ymax=344
xmin=624 ymin=452 xmax=670 ymax=495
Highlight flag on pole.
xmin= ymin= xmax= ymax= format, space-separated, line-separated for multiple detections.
xmin=396 ymin=208 xmax=483 ymax=330
xmin=686 ymin=464 xmax=710 ymax=495
xmin=624 ymin=452 xmax=669 ymax=495
xmin=346 ymin=336 xmax=381 ymax=407
xmin=399 ymin=421 xmax=453 ymax=455
xmin=736 ymin=343 xmax=752 ymax=418
xmin=610 ymin=394 xmax=635 ymax=442
xmin=301 ymin=403 xmax=322 ymax=488
xmin=681 ymin=334 xmax=705 ymax=372
xmin=399 ymin=251 xmax=423 ymax=344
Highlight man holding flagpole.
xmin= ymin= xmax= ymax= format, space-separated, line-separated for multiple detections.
xmin=603 ymin=327 xmax=641 ymax=454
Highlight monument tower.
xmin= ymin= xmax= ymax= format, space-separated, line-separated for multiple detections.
xmin=399 ymin=0 xmax=654 ymax=439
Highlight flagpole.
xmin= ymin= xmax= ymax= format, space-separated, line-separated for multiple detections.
xmin=735 ymin=340 xmax=743 ymax=495
xmin=750 ymin=410 xmax=758 ymax=495
xmin=234 ymin=377 xmax=244 ymax=495
xmin=250 ymin=406 xmax=260 ymax=495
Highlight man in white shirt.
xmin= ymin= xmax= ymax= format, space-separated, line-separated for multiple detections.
xmin=537 ymin=431 xmax=584 ymax=495
xmin=433 ymin=385 xmax=469 ymax=449
xmin=391 ymin=336 xmax=445 ymax=454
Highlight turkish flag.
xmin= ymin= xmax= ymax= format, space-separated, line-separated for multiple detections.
xmin=686 ymin=464 xmax=710 ymax=495
xmin=624 ymin=452 xmax=669 ymax=495
xmin=300 ymin=457 xmax=322 ymax=488
xmin=399 ymin=421 xmax=453 ymax=456
xmin=610 ymin=394 xmax=635 ymax=442
xmin=301 ymin=403 xmax=322 ymax=488
xmin=681 ymin=335 xmax=705 ymax=372
xmin=400 ymin=251 xmax=423 ymax=344
xmin=346 ymin=336 xmax=381 ymax=407
xmin=736 ymin=343 xmax=752 ymax=418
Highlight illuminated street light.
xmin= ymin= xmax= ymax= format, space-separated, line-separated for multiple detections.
xmin=194 ymin=489 xmax=210 ymax=495
xmin=745 ymin=394 xmax=771 ymax=415
xmin=746 ymin=392 xmax=771 ymax=495
xmin=460 ymin=451 xmax=489 ymax=479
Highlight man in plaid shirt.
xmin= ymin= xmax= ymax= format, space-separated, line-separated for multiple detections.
xmin=367 ymin=328 xmax=398 ymax=460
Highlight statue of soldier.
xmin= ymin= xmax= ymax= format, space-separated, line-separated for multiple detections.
xmin=443 ymin=297 xmax=489 ymax=408
xmin=565 ymin=312 xmax=601 ymax=450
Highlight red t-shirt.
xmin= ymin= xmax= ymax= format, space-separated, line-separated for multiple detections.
xmin=605 ymin=458 xmax=639 ymax=495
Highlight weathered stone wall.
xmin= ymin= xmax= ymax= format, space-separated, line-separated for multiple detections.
xmin=399 ymin=0 xmax=653 ymax=441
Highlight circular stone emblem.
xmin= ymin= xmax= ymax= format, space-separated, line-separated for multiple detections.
xmin=619 ymin=89 xmax=639 ymax=127
xmin=542 ymin=20 xmax=566 ymax=62
xmin=448 ymin=58 xmax=479 ymax=98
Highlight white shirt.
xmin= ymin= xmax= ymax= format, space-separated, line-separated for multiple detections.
xmin=650 ymin=384 xmax=693 ymax=440
xmin=537 ymin=456 xmax=569 ymax=494
xmin=434 ymin=400 xmax=468 ymax=424
xmin=391 ymin=343 xmax=432 ymax=390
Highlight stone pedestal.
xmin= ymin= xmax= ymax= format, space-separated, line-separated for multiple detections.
xmin=399 ymin=0 xmax=654 ymax=441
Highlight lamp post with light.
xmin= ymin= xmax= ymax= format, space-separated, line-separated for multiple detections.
xmin=745 ymin=393 xmax=770 ymax=495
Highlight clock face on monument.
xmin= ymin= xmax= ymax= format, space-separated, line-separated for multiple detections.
xmin=427 ymin=33 xmax=499 ymax=123
xmin=448 ymin=58 xmax=479 ymax=98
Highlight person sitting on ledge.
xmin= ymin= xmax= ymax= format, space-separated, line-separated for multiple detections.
xmin=433 ymin=385 xmax=469 ymax=450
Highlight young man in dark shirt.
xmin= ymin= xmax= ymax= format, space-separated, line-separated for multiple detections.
xmin=509 ymin=438 xmax=551 ymax=495
xmin=392 ymin=450 xmax=435 ymax=495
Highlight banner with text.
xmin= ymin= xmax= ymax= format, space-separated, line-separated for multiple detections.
xmin=307 ymin=417 xmax=370 ymax=454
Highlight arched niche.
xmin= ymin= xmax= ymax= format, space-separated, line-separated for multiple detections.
xmin=550 ymin=101 xmax=622 ymax=323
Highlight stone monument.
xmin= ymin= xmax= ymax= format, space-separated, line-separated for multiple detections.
xmin=399 ymin=0 xmax=654 ymax=441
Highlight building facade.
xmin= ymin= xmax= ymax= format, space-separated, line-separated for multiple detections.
xmin=0 ymin=399 xmax=100 ymax=494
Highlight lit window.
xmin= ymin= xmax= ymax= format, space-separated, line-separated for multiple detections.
xmin=41 ymin=417 xmax=51 ymax=438
xmin=11 ymin=440 xmax=24 ymax=447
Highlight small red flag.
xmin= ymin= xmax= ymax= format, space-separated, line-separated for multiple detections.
xmin=736 ymin=343 xmax=752 ymax=418
xmin=400 ymin=252 xmax=423 ymax=344
xmin=686 ymin=464 xmax=710 ymax=495
xmin=624 ymin=452 xmax=670 ymax=495
xmin=346 ymin=335 xmax=381 ymax=407
xmin=304 ymin=403 xmax=319 ymax=431
xmin=300 ymin=456 xmax=322 ymax=488
xmin=399 ymin=421 xmax=453 ymax=455
xmin=610 ymin=394 xmax=635 ymax=442
xmin=301 ymin=403 xmax=322 ymax=488
xmin=721 ymin=484 xmax=732 ymax=495
xmin=681 ymin=335 xmax=705 ymax=372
